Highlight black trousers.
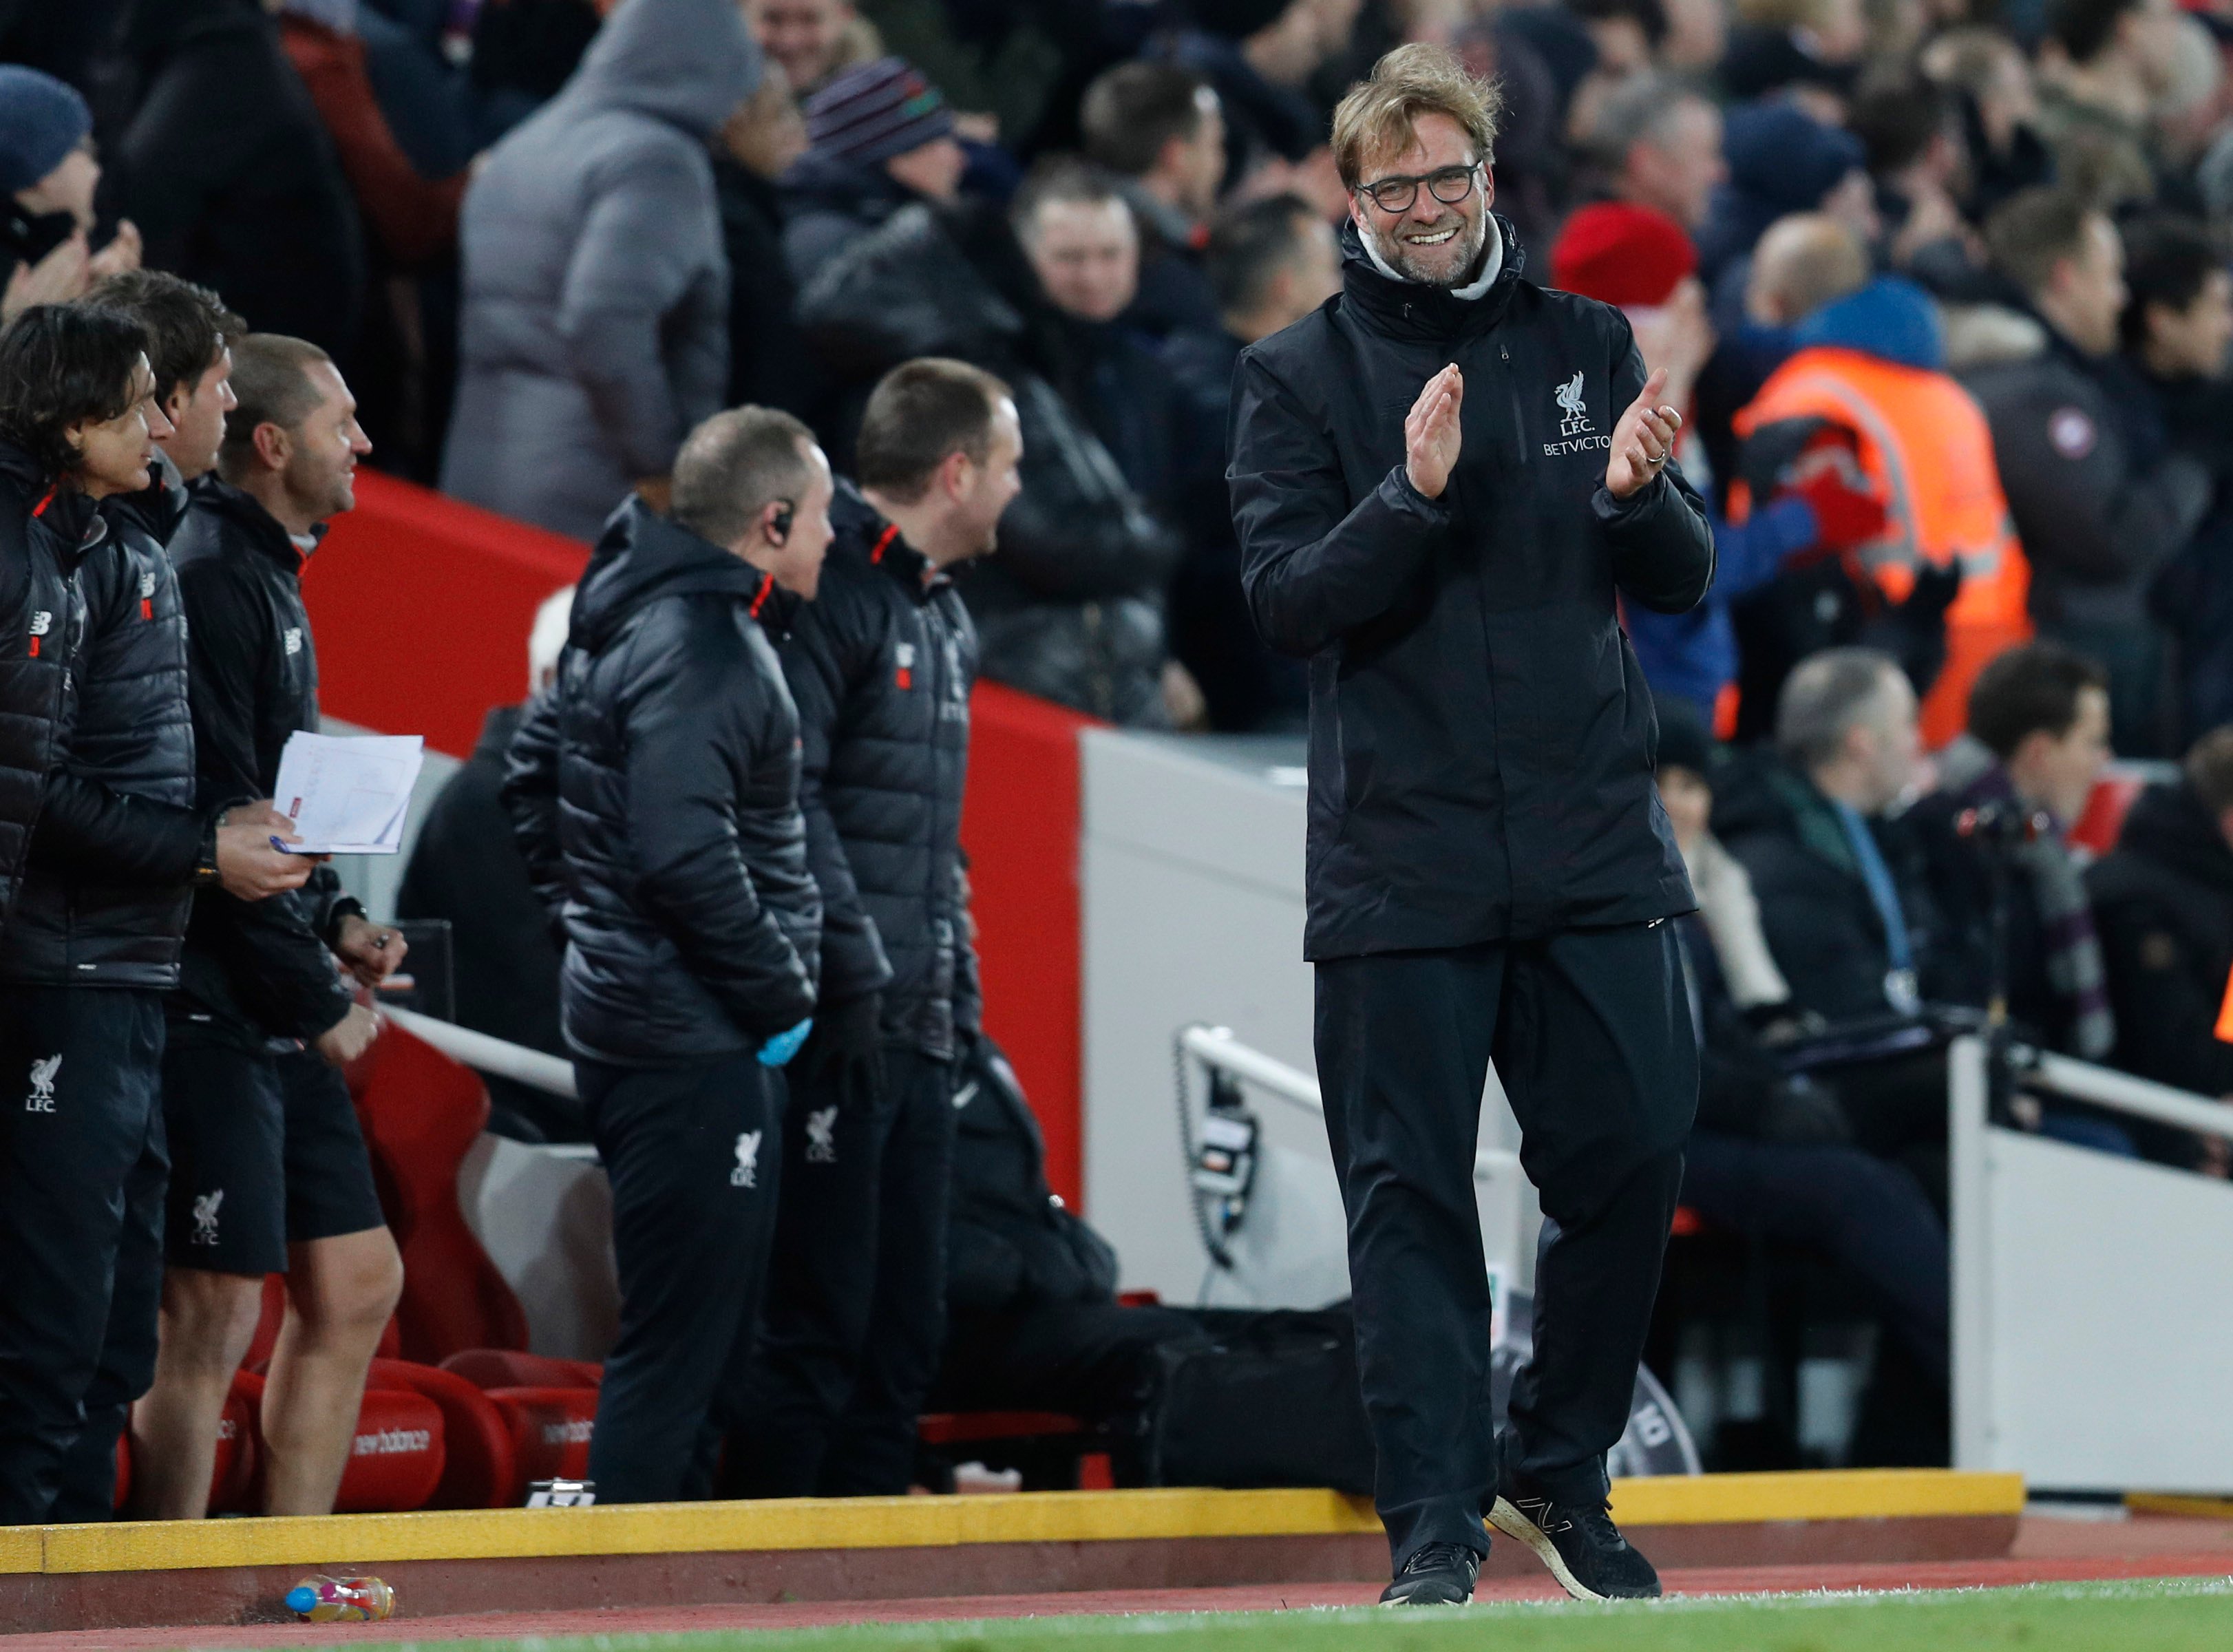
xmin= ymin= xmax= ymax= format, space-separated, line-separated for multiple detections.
xmin=0 ymin=988 xmax=168 ymax=1525
xmin=1314 ymin=924 xmax=1695 ymax=1568
xmin=578 ymin=1050 xmax=783 ymax=1504
xmin=726 ymin=1048 xmax=955 ymax=1497
xmin=1680 ymin=1130 xmax=1949 ymax=1381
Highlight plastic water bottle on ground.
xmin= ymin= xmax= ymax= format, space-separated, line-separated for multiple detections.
xmin=285 ymin=1575 xmax=396 ymax=1622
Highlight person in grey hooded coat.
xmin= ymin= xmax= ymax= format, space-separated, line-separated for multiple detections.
xmin=441 ymin=0 xmax=760 ymax=540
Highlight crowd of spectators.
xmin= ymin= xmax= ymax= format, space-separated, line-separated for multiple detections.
xmin=6 ymin=0 xmax=2230 ymax=741
xmin=13 ymin=0 xmax=2233 ymax=1471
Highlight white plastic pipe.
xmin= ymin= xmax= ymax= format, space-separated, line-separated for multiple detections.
xmin=1178 ymin=1022 xmax=1522 ymax=1180
xmin=383 ymin=1004 xmax=578 ymax=1099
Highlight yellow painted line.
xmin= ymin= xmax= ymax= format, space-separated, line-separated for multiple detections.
xmin=2127 ymin=1493 xmax=2233 ymax=1520
xmin=0 ymin=1527 xmax=41 ymax=1575
xmin=1613 ymin=1470 xmax=2025 ymax=1526
xmin=38 ymin=1488 xmax=1380 ymax=1575
xmin=32 ymin=1471 xmax=2024 ymax=1576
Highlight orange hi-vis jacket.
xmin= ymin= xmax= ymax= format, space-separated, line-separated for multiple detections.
xmin=1733 ymin=345 xmax=2031 ymax=746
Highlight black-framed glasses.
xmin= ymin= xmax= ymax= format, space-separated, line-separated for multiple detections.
xmin=1355 ymin=162 xmax=1482 ymax=214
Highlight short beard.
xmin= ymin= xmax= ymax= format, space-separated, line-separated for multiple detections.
xmin=1368 ymin=212 xmax=1490 ymax=288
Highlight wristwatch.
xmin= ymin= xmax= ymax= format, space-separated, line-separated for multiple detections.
xmin=191 ymin=807 xmax=230 ymax=888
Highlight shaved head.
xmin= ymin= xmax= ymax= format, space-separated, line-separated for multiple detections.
xmin=1749 ymin=213 xmax=1870 ymax=326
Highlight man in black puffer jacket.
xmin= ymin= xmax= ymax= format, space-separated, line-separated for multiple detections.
xmin=727 ymin=360 xmax=1016 ymax=1500
xmin=1228 ymin=48 xmax=1713 ymax=1606
xmin=0 ymin=306 xmax=306 ymax=1526
xmin=505 ymin=406 xmax=830 ymax=1504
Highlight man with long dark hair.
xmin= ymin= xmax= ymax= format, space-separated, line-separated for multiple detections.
xmin=0 ymin=304 xmax=306 ymax=1523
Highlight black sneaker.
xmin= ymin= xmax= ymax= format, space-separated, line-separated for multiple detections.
xmin=1378 ymin=1541 xmax=1481 ymax=1606
xmin=1488 ymin=1480 xmax=1660 ymax=1600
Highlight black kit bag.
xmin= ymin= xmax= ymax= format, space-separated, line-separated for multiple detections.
xmin=1143 ymin=1305 xmax=1376 ymax=1494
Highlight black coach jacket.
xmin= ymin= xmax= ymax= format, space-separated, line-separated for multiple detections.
xmin=0 ymin=441 xmax=100 ymax=931
xmin=169 ymin=478 xmax=359 ymax=1047
xmin=781 ymin=482 xmax=980 ymax=1060
xmin=1230 ymin=218 xmax=1715 ymax=960
xmin=0 ymin=452 xmax=217 ymax=987
xmin=504 ymin=496 xmax=821 ymax=1067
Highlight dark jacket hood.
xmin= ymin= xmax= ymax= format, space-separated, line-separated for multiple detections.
xmin=2115 ymin=780 xmax=2233 ymax=893
xmin=558 ymin=0 xmax=761 ymax=140
xmin=188 ymin=476 xmax=314 ymax=570
xmin=0 ymin=439 xmax=109 ymax=562
xmin=829 ymin=478 xmax=939 ymax=597
xmin=1793 ymin=277 xmax=1946 ymax=372
xmin=571 ymin=495 xmax=780 ymax=654
xmin=1336 ymin=213 xmax=1527 ymax=343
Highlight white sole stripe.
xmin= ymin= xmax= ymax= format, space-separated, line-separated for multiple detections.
xmin=1487 ymin=1495 xmax=1607 ymax=1602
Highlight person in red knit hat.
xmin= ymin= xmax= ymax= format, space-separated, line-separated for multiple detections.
xmin=1551 ymin=201 xmax=1887 ymax=732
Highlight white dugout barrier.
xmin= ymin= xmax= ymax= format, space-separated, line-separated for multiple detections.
xmin=388 ymin=958 xmax=2233 ymax=1493
xmin=1950 ymin=1035 xmax=2233 ymax=1493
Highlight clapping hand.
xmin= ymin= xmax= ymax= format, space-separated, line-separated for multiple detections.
xmin=1405 ymin=364 xmax=1463 ymax=500
xmin=1606 ymin=367 xmax=1682 ymax=500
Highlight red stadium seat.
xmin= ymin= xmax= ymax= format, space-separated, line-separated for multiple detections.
xmin=367 ymin=1357 xmax=516 ymax=1510
xmin=346 ymin=1022 xmax=531 ymax=1362
xmin=332 ymin=1386 xmax=446 ymax=1514
xmin=918 ymin=1411 xmax=1083 ymax=1446
xmin=216 ymin=1368 xmax=445 ymax=1513
xmin=211 ymin=1382 xmax=258 ymax=1513
xmin=439 ymin=1348 xmax=602 ymax=1389
xmin=211 ymin=1369 xmax=267 ymax=1514
xmin=485 ymin=1385 xmax=595 ymax=1501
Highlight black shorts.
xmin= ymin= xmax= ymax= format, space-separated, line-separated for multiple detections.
xmin=162 ymin=1040 xmax=386 ymax=1274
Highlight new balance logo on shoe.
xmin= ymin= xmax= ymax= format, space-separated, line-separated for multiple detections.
xmin=192 ymin=1189 xmax=224 ymax=1246
xmin=731 ymin=1130 xmax=762 ymax=1187
xmin=805 ymin=1105 xmax=838 ymax=1163
xmin=24 ymin=1054 xmax=59 ymax=1111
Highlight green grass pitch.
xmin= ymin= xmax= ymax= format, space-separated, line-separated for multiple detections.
xmin=381 ymin=1577 xmax=2233 ymax=1652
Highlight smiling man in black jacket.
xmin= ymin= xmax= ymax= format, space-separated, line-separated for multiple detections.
xmin=505 ymin=406 xmax=832 ymax=1503
xmin=137 ymin=335 xmax=412 ymax=1522
xmin=727 ymin=358 xmax=1018 ymax=1500
xmin=1229 ymin=45 xmax=1714 ymax=1605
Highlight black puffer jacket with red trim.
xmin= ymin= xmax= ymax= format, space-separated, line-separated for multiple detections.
xmin=504 ymin=494 xmax=821 ymax=1066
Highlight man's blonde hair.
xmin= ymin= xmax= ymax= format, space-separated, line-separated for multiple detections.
xmin=1331 ymin=43 xmax=1504 ymax=192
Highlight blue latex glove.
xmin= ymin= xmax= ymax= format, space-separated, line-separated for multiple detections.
xmin=757 ymin=1016 xmax=814 ymax=1068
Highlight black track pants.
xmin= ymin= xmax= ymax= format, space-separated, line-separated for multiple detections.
xmin=578 ymin=1051 xmax=783 ymax=1504
xmin=1313 ymin=924 xmax=1696 ymax=1569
